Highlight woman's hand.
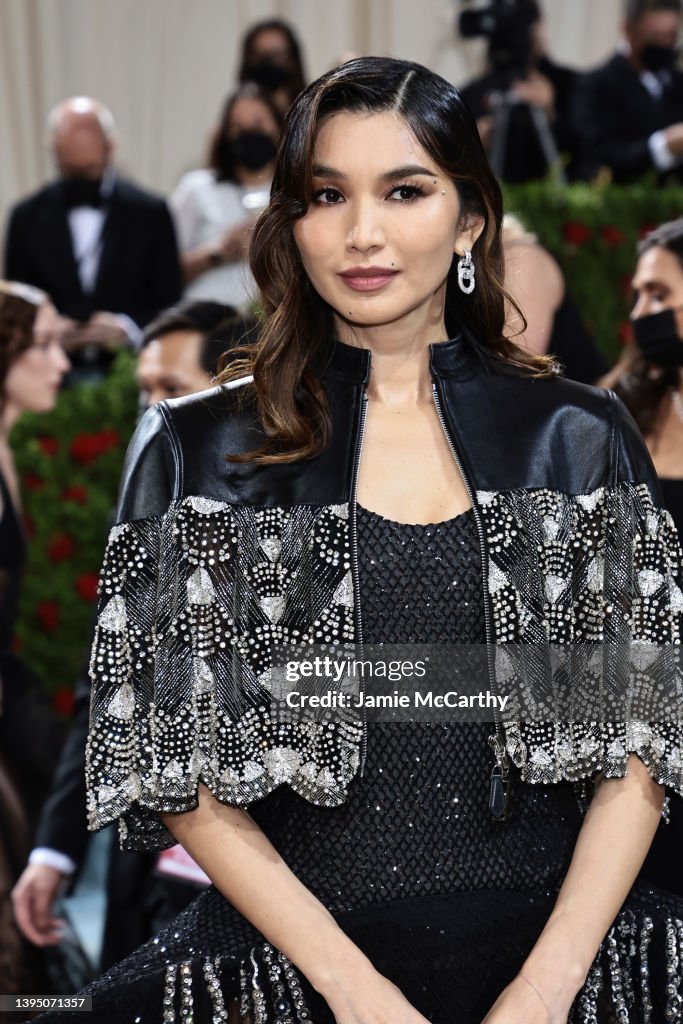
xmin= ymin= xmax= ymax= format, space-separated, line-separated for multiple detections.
xmin=317 ymin=958 xmax=431 ymax=1024
xmin=482 ymin=972 xmax=569 ymax=1023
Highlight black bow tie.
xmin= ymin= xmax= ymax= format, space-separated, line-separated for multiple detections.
xmin=61 ymin=179 xmax=104 ymax=210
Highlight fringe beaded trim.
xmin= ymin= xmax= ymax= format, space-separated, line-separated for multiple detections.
xmin=157 ymin=909 xmax=683 ymax=1023
xmin=571 ymin=910 xmax=683 ymax=1023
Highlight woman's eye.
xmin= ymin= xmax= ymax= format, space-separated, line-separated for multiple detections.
xmin=389 ymin=184 xmax=423 ymax=202
xmin=312 ymin=187 xmax=344 ymax=205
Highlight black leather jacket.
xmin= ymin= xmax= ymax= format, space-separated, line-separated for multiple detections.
xmin=85 ymin=335 xmax=683 ymax=851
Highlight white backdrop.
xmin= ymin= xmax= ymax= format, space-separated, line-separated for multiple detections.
xmin=0 ymin=0 xmax=623 ymax=230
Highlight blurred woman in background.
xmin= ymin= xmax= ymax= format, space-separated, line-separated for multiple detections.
xmin=604 ymin=218 xmax=683 ymax=538
xmin=238 ymin=18 xmax=307 ymax=114
xmin=601 ymin=218 xmax=683 ymax=897
xmin=0 ymin=281 xmax=70 ymax=994
xmin=170 ymin=85 xmax=283 ymax=309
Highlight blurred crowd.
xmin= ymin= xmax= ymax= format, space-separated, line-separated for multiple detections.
xmin=1 ymin=0 xmax=683 ymax=1001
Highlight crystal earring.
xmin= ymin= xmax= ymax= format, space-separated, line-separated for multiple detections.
xmin=457 ymin=248 xmax=475 ymax=295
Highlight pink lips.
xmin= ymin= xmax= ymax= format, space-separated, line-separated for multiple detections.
xmin=338 ymin=266 xmax=400 ymax=291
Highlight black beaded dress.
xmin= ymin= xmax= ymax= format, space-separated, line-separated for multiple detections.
xmin=35 ymin=504 xmax=683 ymax=1024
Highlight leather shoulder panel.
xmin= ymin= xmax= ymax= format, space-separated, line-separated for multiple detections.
xmin=158 ymin=376 xmax=362 ymax=507
xmin=439 ymin=368 xmax=628 ymax=495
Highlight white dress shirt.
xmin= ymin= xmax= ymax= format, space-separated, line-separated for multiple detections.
xmin=170 ymin=168 xmax=270 ymax=310
xmin=66 ymin=169 xmax=141 ymax=346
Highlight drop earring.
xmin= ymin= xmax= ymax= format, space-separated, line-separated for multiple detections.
xmin=457 ymin=248 xmax=475 ymax=295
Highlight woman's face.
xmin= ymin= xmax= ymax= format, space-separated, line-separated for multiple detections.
xmin=631 ymin=245 xmax=683 ymax=337
xmin=249 ymin=28 xmax=293 ymax=68
xmin=293 ymin=110 xmax=482 ymax=343
xmin=227 ymin=96 xmax=280 ymax=144
xmin=4 ymin=303 xmax=70 ymax=415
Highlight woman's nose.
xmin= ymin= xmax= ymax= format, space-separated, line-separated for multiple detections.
xmin=346 ymin=198 xmax=385 ymax=253
xmin=55 ymin=344 xmax=71 ymax=375
xmin=630 ymin=294 xmax=653 ymax=320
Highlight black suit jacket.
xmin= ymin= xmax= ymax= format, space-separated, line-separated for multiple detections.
xmin=33 ymin=618 xmax=168 ymax=967
xmin=572 ymin=53 xmax=683 ymax=182
xmin=4 ymin=176 xmax=182 ymax=326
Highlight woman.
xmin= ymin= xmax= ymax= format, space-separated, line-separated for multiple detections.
xmin=503 ymin=214 xmax=608 ymax=384
xmin=170 ymin=85 xmax=283 ymax=308
xmin=39 ymin=59 xmax=683 ymax=1023
xmin=603 ymin=218 xmax=683 ymax=536
xmin=0 ymin=282 xmax=70 ymax=995
xmin=238 ymin=18 xmax=307 ymax=114
xmin=601 ymin=217 xmax=683 ymax=898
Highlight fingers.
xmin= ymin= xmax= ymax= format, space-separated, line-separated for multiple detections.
xmin=11 ymin=865 xmax=67 ymax=946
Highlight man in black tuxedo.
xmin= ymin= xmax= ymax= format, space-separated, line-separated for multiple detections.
xmin=573 ymin=0 xmax=683 ymax=182
xmin=3 ymin=97 xmax=182 ymax=375
xmin=10 ymin=302 xmax=253 ymax=970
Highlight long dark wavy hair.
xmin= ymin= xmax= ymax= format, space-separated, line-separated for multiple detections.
xmin=219 ymin=56 xmax=556 ymax=464
xmin=0 ymin=281 xmax=48 ymax=404
xmin=610 ymin=218 xmax=683 ymax=437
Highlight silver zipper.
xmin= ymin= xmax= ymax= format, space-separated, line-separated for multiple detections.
xmin=349 ymin=391 xmax=369 ymax=775
xmin=431 ymin=382 xmax=510 ymax=817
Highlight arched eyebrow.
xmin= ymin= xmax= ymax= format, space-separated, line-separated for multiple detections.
xmin=312 ymin=163 xmax=438 ymax=182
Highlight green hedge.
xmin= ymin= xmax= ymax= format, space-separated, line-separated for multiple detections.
xmin=11 ymin=182 xmax=683 ymax=706
xmin=504 ymin=181 xmax=683 ymax=359
xmin=12 ymin=352 xmax=138 ymax=712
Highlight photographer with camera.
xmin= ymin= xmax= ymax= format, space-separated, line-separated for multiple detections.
xmin=573 ymin=0 xmax=683 ymax=183
xmin=460 ymin=0 xmax=579 ymax=182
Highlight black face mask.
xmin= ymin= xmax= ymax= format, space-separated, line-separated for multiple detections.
xmin=61 ymin=176 xmax=103 ymax=209
xmin=243 ymin=59 xmax=291 ymax=91
xmin=632 ymin=308 xmax=683 ymax=367
xmin=227 ymin=131 xmax=277 ymax=173
xmin=640 ymin=43 xmax=679 ymax=73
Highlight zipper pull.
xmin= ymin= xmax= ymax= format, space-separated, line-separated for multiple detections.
xmin=488 ymin=730 xmax=511 ymax=821
xmin=489 ymin=763 xmax=511 ymax=821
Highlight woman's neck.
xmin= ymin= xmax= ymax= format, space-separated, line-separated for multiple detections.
xmin=0 ymin=401 xmax=20 ymax=437
xmin=336 ymin=316 xmax=448 ymax=405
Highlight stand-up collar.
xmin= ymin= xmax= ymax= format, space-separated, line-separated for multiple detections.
xmin=428 ymin=334 xmax=477 ymax=379
xmin=323 ymin=333 xmax=476 ymax=385
xmin=322 ymin=338 xmax=371 ymax=384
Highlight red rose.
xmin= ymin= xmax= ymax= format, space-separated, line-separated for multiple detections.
xmin=97 ymin=429 xmax=121 ymax=454
xmin=601 ymin=225 xmax=625 ymax=247
xmin=62 ymin=484 xmax=88 ymax=504
xmin=619 ymin=320 xmax=634 ymax=347
xmin=11 ymin=634 xmax=22 ymax=653
xmin=639 ymin=223 xmax=656 ymax=241
xmin=38 ymin=436 xmax=59 ymax=457
xmin=70 ymin=429 xmax=122 ymax=465
xmin=563 ymin=221 xmax=592 ymax=246
xmin=23 ymin=472 xmax=45 ymax=491
xmin=46 ymin=533 xmax=75 ymax=563
xmin=69 ymin=433 xmax=100 ymax=466
xmin=22 ymin=514 xmax=36 ymax=540
xmin=37 ymin=601 xmax=60 ymax=633
xmin=53 ymin=687 xmax=75 ymax=716
xmin=76 ymin=572 xmax=100 ymax=602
